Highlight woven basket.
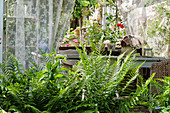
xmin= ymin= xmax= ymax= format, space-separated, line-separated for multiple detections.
xmin=151 ymin=60 xmax=170 ymax=79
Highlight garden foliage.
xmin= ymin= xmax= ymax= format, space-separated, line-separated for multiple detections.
xmin=0 ymin=44 xmax=154 ymax=113
xmin=151 ymin=77 xmax=170 ymax=113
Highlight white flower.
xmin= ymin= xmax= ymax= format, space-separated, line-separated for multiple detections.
xmin=156 ymin=31 xmax=159 ymax=35
xmin=103 ymin=40 xmax=111 ymax=47
xmin=103 ymin=40 xmax=111 ymax=44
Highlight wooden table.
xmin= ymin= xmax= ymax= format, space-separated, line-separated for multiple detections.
xmin=65 ymin=54 xmax=167 ymax=68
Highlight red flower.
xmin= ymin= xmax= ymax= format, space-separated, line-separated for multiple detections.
xmin=0 ymin=37 xmax=1 ymax=40
xmin=99 ymin=29 xmax=101 ymax=32
xmin=117 ymin=23 xmax=121 ymax=27
xmin=120 ymin=25 xmax=124 ymax=28
xmin=117 ymin=23 xmax=124 ymax=28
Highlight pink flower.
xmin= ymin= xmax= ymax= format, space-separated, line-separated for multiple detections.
xmin=83 ymin=39 xmax=87 ymax=42
xmin=74 ymin=40 xmax=78 ymax=43
xmin=0 ymin=37 xmax=1 ymax=40
xmin=99 ymin=29 xmax=101 ymax=32
xmin=65 ymin=43 xmax=69 ymax=47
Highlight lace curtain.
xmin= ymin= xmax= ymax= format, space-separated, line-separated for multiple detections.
xmin=118 ymin=0 xmax=147 ymax=36
xmin=118 ymin=0 xmax=169 ymax=57
xmin=6 ymin=0 xmax=75 ymax=68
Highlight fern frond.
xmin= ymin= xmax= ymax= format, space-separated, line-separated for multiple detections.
xmin=65 ymin=103 xmax=97 ymax=112
xmin=24 ymin=104 xmax=41 ymax=113
xmin=121 ymin=61 xmax=145 ymax=93
xmin=9 ymin=105 xmax=22 ymax=113
xmin=46 ymin=86 xmax=70 ymax=111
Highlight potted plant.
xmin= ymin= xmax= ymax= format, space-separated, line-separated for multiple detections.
xmin=120 ymin=35 xmax=133 ymax=56
xmin=120 ymin=35 xmax=146 ymax=56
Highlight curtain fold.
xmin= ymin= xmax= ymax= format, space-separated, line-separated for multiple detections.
xmin=6 ymin=0 xmax=75 ymax=68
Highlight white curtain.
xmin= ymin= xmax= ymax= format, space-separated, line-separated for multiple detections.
xmin=6 ymin=0 xmax=75 ymax=68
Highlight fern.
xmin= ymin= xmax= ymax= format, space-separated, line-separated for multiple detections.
xmin=72 ymin=41 xmax=154 ymax=112
xmin=0 ymin=42 xmax=155 ymax=112
xmin=24 ymin=105 xmax=41 ymax=113
xmin=151 ymin=76 xmax=170 ymax=111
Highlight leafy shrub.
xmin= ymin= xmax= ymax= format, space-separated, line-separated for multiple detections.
xmin=151 ymin=76 xmax=170 ymax=113
xmin=0 ymin=44 xmax=154 ymax=113
xmin=71 ymin=42 xmax=154 ymax=112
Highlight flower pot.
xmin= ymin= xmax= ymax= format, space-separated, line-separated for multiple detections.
xmin=121 ymin=46 xmax=133 ymax=56
xmin=104 ymin=44 xmax=121 ymax=56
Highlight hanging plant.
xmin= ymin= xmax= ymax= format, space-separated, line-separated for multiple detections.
xmin=73 ymin=0 xmax=99 ymax=19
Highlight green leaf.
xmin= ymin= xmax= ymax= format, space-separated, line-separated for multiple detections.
xmin=55 ymin=55 xmax=65 ymax=59
xmin=9 ymin=105 xmax=22 ymax=113
xmin=141 ymin=73 xmax=155 ymax=94
xmin=42 ymin=111 xmax=51 ymax=113
xmin=0 ymin=109 xmax=3 ymax=113
xmin=82 ymin=1 xmax=90 ymax=6
xmin=24 ymin=105 xmax=41 ymax=113
xmin=55 ymin=74 xmax=64 ymax=78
